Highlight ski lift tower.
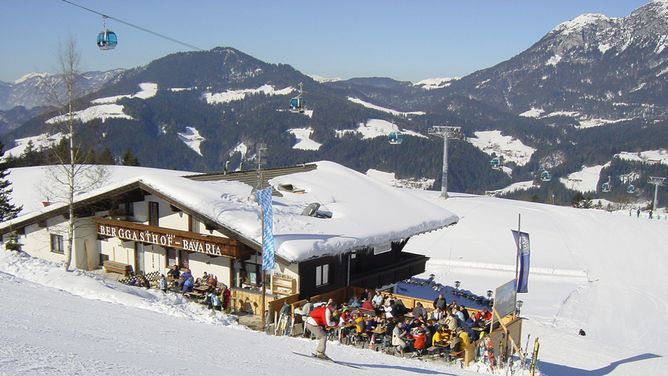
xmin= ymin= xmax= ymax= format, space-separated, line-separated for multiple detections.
xmin=648 ymin=176 xmax=666 ymax=212
xmin=428 ymin=125 xmax=463 ymax=199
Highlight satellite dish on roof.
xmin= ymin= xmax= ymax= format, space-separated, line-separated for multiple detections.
xmin=301 ymin=202 xmax=320 ymax=217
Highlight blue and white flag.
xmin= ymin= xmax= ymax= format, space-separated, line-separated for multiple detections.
xmin=511 ymin=230 xmax=530 ymax=293
xmin=256 ymin=187 xmax=275 ymax=271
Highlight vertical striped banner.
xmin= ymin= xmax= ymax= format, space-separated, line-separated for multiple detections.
xmin=256 ymin=187 xmax=275 ymax=271
xmin=512 ymin=230 xmax=530 ymax=293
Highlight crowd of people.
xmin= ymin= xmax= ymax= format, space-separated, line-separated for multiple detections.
xmin=164 ymin=265 xmax=231 ymax=311
xmin=298 ymin=289 xmax=497 ymax=365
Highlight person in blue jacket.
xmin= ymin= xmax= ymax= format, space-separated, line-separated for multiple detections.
xmin=181 ymin=270 xmax=194 ymax=293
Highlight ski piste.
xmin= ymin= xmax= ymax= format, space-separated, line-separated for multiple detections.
xmin=292 ymin=351 xmax=363 ymax=369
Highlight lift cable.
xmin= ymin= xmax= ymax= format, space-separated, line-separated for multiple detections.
xmin=61 ymin=0 xmax=204 ymax=51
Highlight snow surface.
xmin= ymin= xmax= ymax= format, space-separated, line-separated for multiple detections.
xmin=204 ymin=85 xmax=293 ymax=104
xmin=91 ymin=83 xmax=158 ymax=104
xmin=577 ymin=118 xmax=632 ymax=128
xmin=347 ymin=97 xmax=426 ymax=116
xmin=287 ymin=127 xmax=322 ymax=151
xmin=2 ymin=183 xmax=667 ymax=375
xmin=45 ymin=104 xmax=134 ymax=124
xmin=307 ymin=74 xmax=341 ymax=83
xmin=616 ymin=150 xmax=668 ymax=165
xmin=486 ymin=180 xmax=537 ymax=196
xmin=366 ymin=169 xmax=435 ymax=190
xmin=412 ymin=77 xmax=459 ymax=90
xmin=468 ymin=131 xmax=535 ymax=167
xmin=177 ymin=126 xmax=206 ymax=156
xmin=519 ymin=107 xmax=545 ymax=118
xmin=1 ymin=132 xmax=65 ymax=160
xmin=13 ymin=72 xmax=49 ymax=84
xmin=552 ymin=13 xmax=612 ymax=36
xmin=559 ymin=164 xmax=605 ymax=193
xmin=335 ymin=119 xmax=426 ymax=140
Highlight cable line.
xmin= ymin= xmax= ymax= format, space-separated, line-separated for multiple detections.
xmin=61 ymin=0 xmax=204 ymax=51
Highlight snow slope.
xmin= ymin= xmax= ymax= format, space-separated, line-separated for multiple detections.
xmin=1 ymin=179 xmax=667 ymax=375
xmin=468 ymin=130 xmax=536 ymax=167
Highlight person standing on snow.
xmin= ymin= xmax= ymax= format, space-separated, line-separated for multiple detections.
xmin=305 ymin=301 xmax=338 ymax=359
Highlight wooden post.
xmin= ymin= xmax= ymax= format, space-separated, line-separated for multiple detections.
xmin=261 ymin=271 xmax=267 ymax=328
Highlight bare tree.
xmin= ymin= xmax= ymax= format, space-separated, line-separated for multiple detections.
xmin=43 ymin=38 xmax=109 ymax=270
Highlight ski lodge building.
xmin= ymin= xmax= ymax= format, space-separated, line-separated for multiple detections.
xmin=0 ymin=161 xmax=457 ymax=303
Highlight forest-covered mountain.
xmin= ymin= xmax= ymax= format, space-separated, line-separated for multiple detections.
xmin=2 ymin=2 xmax=668 ymax=207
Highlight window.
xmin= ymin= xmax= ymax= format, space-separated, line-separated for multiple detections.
xmin=166 ymin=248 xmax=177 ymax=268
xmin=50 ymin=234 xmax=64 ymax=254
xmin=315 ymin=264 xmax=330 ymax=287
xmin=148 ymin=201 xmax=159 ymax=227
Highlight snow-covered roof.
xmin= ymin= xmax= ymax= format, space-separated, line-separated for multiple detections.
xmin=1 ymin=162 xmax=458 ymax=263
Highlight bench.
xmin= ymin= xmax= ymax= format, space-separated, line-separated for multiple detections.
xmin=103 ymin=260 xmax=132 ymax=276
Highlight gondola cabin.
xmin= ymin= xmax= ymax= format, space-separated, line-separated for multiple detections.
xmin=289 ymin=97 xmax=304 ymax=113
xmin=601 ymin=182 xmax=611 ymax=193
xmin=97 ymin=30 xmax=118 ymax=50
xmin=388 ymin=132 xmax=403 ymax=145
xmin=490 ymin=157 xmax=501 ymax=170
xmin=540 ymin=170 xmax=552 ymax=182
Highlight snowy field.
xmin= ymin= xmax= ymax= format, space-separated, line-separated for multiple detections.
xmin=1 ymin=184 xmax=667 ymax=375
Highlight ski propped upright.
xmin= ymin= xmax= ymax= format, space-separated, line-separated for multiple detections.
xmin=292 ymin=352 xmax=363 ymax=369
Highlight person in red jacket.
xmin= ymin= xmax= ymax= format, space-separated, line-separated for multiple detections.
xmin=305 ymin=301 xmax=338 ymax=359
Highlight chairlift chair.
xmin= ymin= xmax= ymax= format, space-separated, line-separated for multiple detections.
xmin=540 ymin=170 xmax=552 ymax=182
xmin=388 ymin=131 xmax=403 ymax=145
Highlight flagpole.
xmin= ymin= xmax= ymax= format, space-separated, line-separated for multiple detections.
xmin=515 ymin=214 xmax=521 ymax=288
xmin=261 ymin=204 xmax=266 ymax=330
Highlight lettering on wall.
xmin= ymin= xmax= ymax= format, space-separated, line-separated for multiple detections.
xmin=95 ymin=219 xmax=235 ymax=257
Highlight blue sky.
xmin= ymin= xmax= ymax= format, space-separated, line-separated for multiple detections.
xmin=0 ymin=0 xmax=651 ymax=83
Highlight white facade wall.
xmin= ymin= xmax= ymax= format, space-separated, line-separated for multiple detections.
xmin=13 ymin=216 xmax=98 ymax=270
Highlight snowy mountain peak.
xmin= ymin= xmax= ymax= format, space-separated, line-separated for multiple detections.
xmin=552 ymin=13 xmax=613 ymax=35
xmin=14 ymin=72 xmax=50 ymax=85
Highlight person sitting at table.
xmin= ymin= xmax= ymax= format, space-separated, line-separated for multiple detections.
xmin=444 ymin=308 xmax=459 ymax=331
xmin=459 ymin=304 xmax=470 ymax=322
xmin=392 ymin=321 xmax=409 ymax=355
xmin=432 ymin=326 xmax=449 ymax=347
xmin=181 ymin=269 xmax=194 ymax=293
xmin=412 ymin=302 xmax=427 ymax=321
xmin=168 ymin=265 xmax=180 ymax=287
xmin=207 ymin=291 xmax=222 ymax=311
xmin=206 ymin=274 xmax=217 ymax=290
xmin=361 ymin=298 xmax=374 ymax=312
xmin=372 ymin=291 xmax=384 ymax=309
xmin=432 ymin=307 xmax=445 ymax=322
xmin=457 ymin=327 xmax=471 ymax=349
xmin=411 ymin=328 xmax=427 ymax=355
xmin=394 ymin=298 xmax=408 ymax=316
